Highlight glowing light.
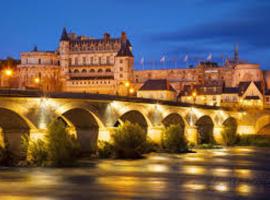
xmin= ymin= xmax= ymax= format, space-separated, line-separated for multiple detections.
xmin=129 ymin=88 xmax=135 ymax=94
xmin=183 ymin=166 xmax=206 ymax=175
xmin=212 ymin=168 xmax=231 ymax=176
xmin=235 ymin=169 xmax=253 ymax=178
xmin=3 ymin=68 xmax=13 ymax=77
xmin=34 ymin=77 xmax=40 ymax=84
xmin=236 ymin=183 xmax=252 ymax=195
xmin=214 ymin=182 xmax=228 ymax=192
xmin=124 ymin=81 xmax=130 ymax=88
xmin=147 ymin=164 xmax=169 ymax=172
xmin=192 ymin=91 xmax=197 ymax=97
xmin=183 ymin=182 xmax=206 ymax=190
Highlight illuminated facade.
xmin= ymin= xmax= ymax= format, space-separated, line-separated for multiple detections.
xmin=15 ymin=28 xmax=270 ymax=108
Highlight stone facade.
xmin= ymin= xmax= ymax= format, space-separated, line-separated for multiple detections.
xmin=15 ymin=28 xmax=270 ymax=108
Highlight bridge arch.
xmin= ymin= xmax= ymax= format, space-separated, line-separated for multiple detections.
xmin=195 ymin=115 xmax=214 ymax=144
xmin=255 ymin=115 xmax=270 ymax=134
xmin=0 ymin=107 xmax=33 ymax=156
xmin=222 ymin=117 xmax=238 ymax=140
xmin=162 ymin=113 xmax=186 ymax=128
xmin=114 ymin=110 xmax=149 ymax=132
xmin=55 ymin=104 xmax=105 ymax=153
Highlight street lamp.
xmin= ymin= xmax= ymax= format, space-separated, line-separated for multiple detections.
xmin=129 ymin=88 xmax=135 ymax=96
xmin=34 ymin=77 xmax=40 ymax=84
xmin=3 ymin=68 xmax=13 ymax=77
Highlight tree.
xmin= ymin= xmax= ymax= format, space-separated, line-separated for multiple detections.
xmin=162 ymin=124 xmax=188 ymax=153
xmin=112 ymin=121 xmax=147 ymax=159
xmin=46 ymin=119 xmax=80 ymax=166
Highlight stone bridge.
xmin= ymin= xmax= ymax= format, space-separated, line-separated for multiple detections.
xmin=0 ymin=90 xmax=269 ymax=154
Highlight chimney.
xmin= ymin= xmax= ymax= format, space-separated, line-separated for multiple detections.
xmin=121 ymin=32 xmax=127 ymax=42
xmin=104 ymin=32 xmax=111 ymax=41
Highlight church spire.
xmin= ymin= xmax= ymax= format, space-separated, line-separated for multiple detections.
xmin=234 ymin=44 xmax=239 ymax=64
xmin=60 ymin=27 xmax=69 ymax=41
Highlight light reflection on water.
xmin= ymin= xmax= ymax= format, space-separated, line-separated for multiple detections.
xmin=0 ymin=147 xmax=269 ymax=199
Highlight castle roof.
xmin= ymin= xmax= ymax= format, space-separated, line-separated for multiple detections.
xmin=139 ymin=79 xmax=176 ymax=92
xmin=60 ymin=27 xmax=69 ymax=41
xmin=116 ymin=39 xmax=133 ymax=57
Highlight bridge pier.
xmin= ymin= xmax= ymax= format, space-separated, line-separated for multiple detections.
xmin=237 ymin=125 xmax=256 ymax=135
xmin=98 ymin=127 xmax=116 ymax=143
xmin=213 ymin=126 xmax=225 ymax=144
xmin=185 ymin=127 xmax=198 ymax=145
xmin=147 ymin=126 xmax=163 ymax=143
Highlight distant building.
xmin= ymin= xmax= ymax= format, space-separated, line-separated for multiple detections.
xmin=137 ymin=79 xmax=176 ymax=101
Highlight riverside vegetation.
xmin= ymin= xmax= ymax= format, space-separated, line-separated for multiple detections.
xmin=0 ymin=119 xmax=270 ymax=166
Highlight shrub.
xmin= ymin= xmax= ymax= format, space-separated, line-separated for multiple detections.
xmin=112 ymin=121 xmax=147 ymax=159
xmin=222 ymin=127 xmax=238 ymax=146
xmin=22 ymin=134 xmax=48 ymax=166
xmin=237 ymin=135 xmax=270 ymax=147
xmin=46 ymin=120 xmax=80 ymax=166
xmin=21 ymin=119 xmax=80 ymax=167
xmin=0 ymin=139 xmax=16 ymax=166
xmin=162 ymin=124 xmax=188 ymax=153
xmin=97 ymin=141 xmax=114 ymax=158
xmin=221 ymin=118 xmax=238 ymax=146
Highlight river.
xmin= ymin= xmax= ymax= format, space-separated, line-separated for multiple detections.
xmin=0 ymin=147 xmax=270 ymax=199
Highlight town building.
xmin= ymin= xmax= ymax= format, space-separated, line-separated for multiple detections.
xmin=137 ymin=79 xmax=176 ymax=101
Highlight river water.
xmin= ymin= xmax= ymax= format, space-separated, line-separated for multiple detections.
xmin=0 ymin=147 xmax=270 ymax=200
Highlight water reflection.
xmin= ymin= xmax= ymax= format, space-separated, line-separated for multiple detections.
xmin=0 ymin=147 xmax=269 ymax=199
xmin=214 ymin=182 xmax=228 ymax=192
xmin=182 ymin=165 xmax=206 ymax=175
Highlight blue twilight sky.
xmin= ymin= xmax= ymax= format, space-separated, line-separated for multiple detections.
xmin=0 ymin=0 xmax=270 ymax=69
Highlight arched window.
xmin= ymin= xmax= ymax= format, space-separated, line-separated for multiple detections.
xmin=105 ymin=68 xmax=111 ymax=72
xmin=74 ymin=69 xmax=79 ymax=73
xmin=98 ymin=69 xmax=103 ymax=73
xmin=90 ymin=69 xmax=95 ymax=73
xmin=82 ymin=69 xmax=87 ymax=73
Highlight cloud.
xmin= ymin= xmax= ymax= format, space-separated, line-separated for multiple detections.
xmin=148 ymin=1 xmax=270 ymax=60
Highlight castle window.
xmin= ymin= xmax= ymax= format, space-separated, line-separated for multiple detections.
xmin=120 ymin=59 xmax=123 ymax=64
xmin=120 ymin=67 xmax=123 ymax=71
xmin=74 ymin=69 xmax=79 ymax=73
xmin=120 ymin=74 xmax=123 ymax=78
xmin=90 ymin=69 xmax=95 ymax=73
xmin=99 ymin=57 xmax=101 ymax=65
xmin=106 ymin=56 xmax=110 ymax=64
xmin=38 ymin=59 xmax=41 ymax=64
xmin=98 ymin=69 xmax=103 ymax=73
xmin=75 ymin=57 xmax=78 ymax=65
xmin=105 ymin=68 xmax=111 ymax=72
xmin=82 ymin=69 xmax=87 ymax=73
xmin=69 ymin=58 xmax=72 ymax=66
xmin=83 ymin=57 xmax=86 ymax=64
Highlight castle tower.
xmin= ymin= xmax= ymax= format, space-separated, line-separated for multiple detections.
xmin=114 ymin=32 xmax=134 ymax=96
xmin=59 ymin=28 xmax=70 ymax=89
